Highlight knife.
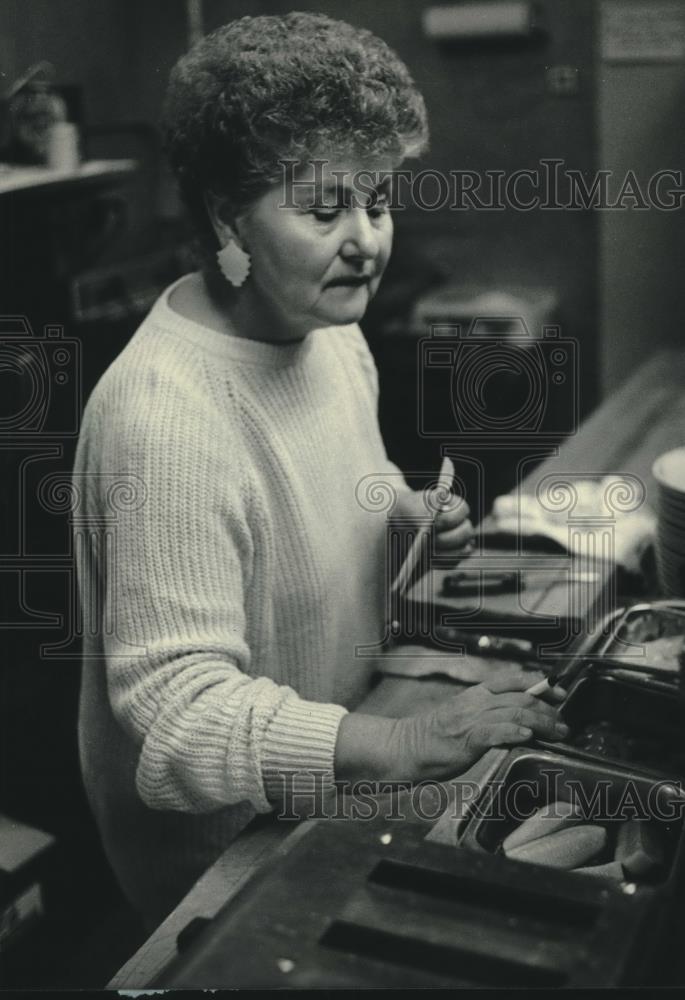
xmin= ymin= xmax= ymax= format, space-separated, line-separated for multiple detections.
xmin=391 ymin=455 xmax=456 ymax=597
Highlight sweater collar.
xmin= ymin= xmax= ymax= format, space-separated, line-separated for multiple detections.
xmin=151 ymin=273 xmax=319 ymax=368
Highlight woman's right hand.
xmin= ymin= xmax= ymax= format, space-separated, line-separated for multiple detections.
xmin=386 ymin=670 xmax=568 ymax=783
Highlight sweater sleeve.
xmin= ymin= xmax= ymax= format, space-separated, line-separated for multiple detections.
xmin=87 ymin=361 xmax=347 ymax=816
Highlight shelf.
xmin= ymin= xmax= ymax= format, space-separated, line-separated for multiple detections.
xmin=0 ymin=159 xmax=137 ymax=198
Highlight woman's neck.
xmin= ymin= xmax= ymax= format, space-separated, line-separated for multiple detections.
xmin=168 ymin=271 xmax=311 ymax=345
xmin=203 ymin=269 xmax=311 ymax=345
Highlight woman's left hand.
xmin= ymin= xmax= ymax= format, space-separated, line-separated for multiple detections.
xmin=398 ymin=489 xmax=475 ymax=563
xmin=434 ymin=495 xmax=475 ymax=558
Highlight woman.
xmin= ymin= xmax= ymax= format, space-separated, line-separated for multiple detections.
xmin=73 ymin=12 xmax=565 ymax=929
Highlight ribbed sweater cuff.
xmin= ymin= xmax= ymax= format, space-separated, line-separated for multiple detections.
xmin=261 ymin=696 xmax=348 ymax=805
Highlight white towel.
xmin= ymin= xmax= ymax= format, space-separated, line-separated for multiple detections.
xmin=491 ymin=476 xmax=656 ymax=574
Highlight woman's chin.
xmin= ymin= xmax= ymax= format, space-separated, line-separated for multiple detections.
xmin=313 ymin=283 xmax=374 ymax=326
xmin=315 ymin=301 xmax=369 ymax=326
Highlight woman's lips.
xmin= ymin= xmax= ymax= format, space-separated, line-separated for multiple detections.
xmin=326 ymin=275 xmax=372 ymax=288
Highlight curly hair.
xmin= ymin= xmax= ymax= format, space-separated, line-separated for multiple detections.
xmin=163 ymin=11 xmax=429 ymax=256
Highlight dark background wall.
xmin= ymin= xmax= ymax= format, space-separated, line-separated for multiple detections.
xmin=598 ymin=0 xmax=685 ymax=395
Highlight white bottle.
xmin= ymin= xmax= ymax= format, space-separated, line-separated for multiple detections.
xmin=47 ymin=121 xmax=80 ymax=172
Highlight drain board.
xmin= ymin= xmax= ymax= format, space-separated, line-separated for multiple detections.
xmin=157 ymin=818 xmax=655 ymax=988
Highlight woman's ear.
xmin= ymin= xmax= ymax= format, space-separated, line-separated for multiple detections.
xmin=205 ymin=191 xmax=252 ymax=287
xmin=204 ymin=191 xmax=245 ymax=249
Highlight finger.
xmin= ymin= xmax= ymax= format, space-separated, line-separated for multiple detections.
xmin=486 ymin=673 xmax=566 ymax=703
xmin=485 ymin=692 xmax=559 ymax=720
xmin=487 ymin=706 xmax=569 ymax=742
xmin=464 ymin=721 xmax=535 ymax=758
xmin=435 ymin=499 xmax=470 ymax=529
xmin=439 ymin=541 xmax=476 ymax=567
xmin=481 ymin=723 xmax=539 ymax=749
xmin=539 ymin=684 xmax=567 ymax=704
xmin=434 ymin=520 xmax=475 ymax=552
xmin=482 ymin=670 xmax=546 ymax=694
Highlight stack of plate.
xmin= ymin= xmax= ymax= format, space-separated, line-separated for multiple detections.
xmin=652 ymin=447 xmax=685 ymax=597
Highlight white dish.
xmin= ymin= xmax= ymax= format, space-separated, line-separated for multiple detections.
xmin=653 ymin=447 xmax=685 ymax=494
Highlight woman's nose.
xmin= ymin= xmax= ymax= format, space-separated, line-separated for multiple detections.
xmin=340 ymin=209 xmax=379 ymax=260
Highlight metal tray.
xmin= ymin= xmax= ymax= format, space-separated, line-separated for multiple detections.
xmin=535 ymin=600 xmax=685 ymax=778
xmin=458 ymin=748 xmax=685 ymax=891
xmin=536 ymin=673 xmax=684 ymax=779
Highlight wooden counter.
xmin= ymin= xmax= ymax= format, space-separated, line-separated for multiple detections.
xmin=109 ymin=672 xmax=463 ymax=989
xmin=110 ymin=348 xmax=685 ymax=989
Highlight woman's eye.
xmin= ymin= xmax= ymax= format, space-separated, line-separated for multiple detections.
xmin=309 ymin=196 xmax=389 ymax=223
xmin=311 ymin=207 xmax=341 ymax=222
xmin=368 ymin=196 xmax=390 ymax=218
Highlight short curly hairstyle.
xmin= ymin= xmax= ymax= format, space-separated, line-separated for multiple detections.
xmin=163 ymin=11 xmax=429 ymax=256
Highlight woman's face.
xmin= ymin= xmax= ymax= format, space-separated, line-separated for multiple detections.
xmin=234 ymin=156 xmax=394 ymax=337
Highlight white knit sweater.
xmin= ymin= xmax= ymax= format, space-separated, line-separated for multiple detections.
xmin=73 ymin=274 xmax=407 ymax=925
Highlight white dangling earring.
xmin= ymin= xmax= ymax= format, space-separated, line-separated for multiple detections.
xmin=216 ymin=239 xmax=251 ymax=288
